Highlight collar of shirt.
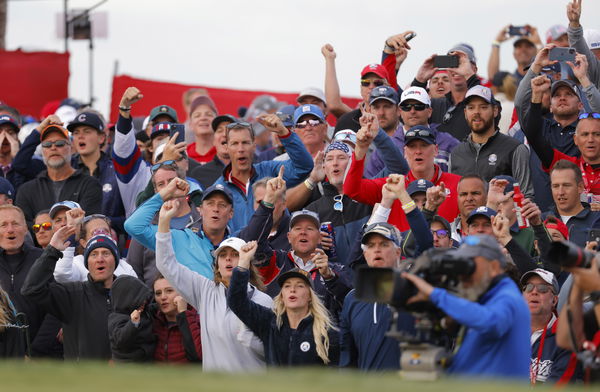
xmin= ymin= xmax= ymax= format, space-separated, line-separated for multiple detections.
xmin=290 ymin=251 xmax=315 ymax=272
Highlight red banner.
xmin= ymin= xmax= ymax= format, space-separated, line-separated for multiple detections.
xmin=0 ymin=50 xmax=70 ymax=118
xmin=110 ymin=74 xmax=361 ymax=125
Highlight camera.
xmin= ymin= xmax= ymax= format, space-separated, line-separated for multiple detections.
xmin=355 ymin=248 xmax=475 ymax=311
xmin=546 ymin=240 xmax=597 ymax=269
xmin=354 ymin=248 xmax=475 ymax=380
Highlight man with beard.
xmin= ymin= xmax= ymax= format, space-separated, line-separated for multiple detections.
xmin=403 ymin=234 xmax=530 ymax=379
xmin=15 ymin=116 xmax=102 ymax=227
xmin=449 ymin=85 xmax=533 ymax=198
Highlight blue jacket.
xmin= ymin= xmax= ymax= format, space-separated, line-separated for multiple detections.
xmin=430 ymin=276 xmax=530 ymax=379
xmin=339 ymin=290 xmax=416 ymax=370
xmin=228 ymin=267 xmax=339 ymax=366
xmin=123 ymin=192 xmax=215 ymax=278
xmin=214 ymin=131 xmax=313 ymax=233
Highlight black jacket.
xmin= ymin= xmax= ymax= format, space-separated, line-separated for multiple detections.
xmin=108 ymin=275 xmax=155 ymax=362
xmin=0 ymin=244 xmax=44 ymax=342
xmin=190 ymin=155 xmax=225 ymax=189
xmin=15 ymin=169 xmax=103 ymax=227
xmin=228 ymin=268 xmax=340 ymax=366
xmin=21 ymin=246 xmax=112 ymax=360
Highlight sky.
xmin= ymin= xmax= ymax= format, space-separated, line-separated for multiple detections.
xmin=5 ymin=0 xmax=600 ymax=118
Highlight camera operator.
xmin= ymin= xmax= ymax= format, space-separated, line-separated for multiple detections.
xmin=402 ymin=234 xmax=530 ymax=379
xmin=556 ymin=255 xmax=600 ymax=383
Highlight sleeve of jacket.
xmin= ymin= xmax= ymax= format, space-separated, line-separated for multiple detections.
xmin=343 ymin=153 xmax=387 ymax=206
xmin=176 ymin=310 xmax=202 ymax=362
xmin=505 ymin=238 xmax=538 ymax=275
xmin=20 ymin=246 xmax=75 ymax=323
xmin=366 ymin=129 xmax=409 ymax=177
xmin=112 ymin=114 xmax=151 ymax=217
xmin=583 ymin=83 xmax=600 ymax=113
xmin=511 ymin=143 xmax=534 ymax=200
xmin=568 ymin=26 xmax=600 ymax=86
xmin=429 ymin=285 xmax=520 ymax=338
xmin=124 ymin=193 xmax=162 ymax=250
xmin=155 ymin=231 xmax=211 ymax=311
xmin=324 ymin=263 xmax=353 ymax=311
xmin=78 ymin=175 xmax=103 ymax=215
xmin=514 ymin=69 xmax=537 ymax=128
xmin=339 ymin=291 xmax=359 ymax=367
xmin=227 ymin=267 xmax=275 ymax=343
xmin=53 ymin=247 xmax=86 ymax=283
xmin=522 ymin=103 xmax=555 ymax=168
xmin=405 ymin=208 xmax=434 ymax=256
xmin=108 ymin=312 xmax=142 ymax=350
xmin=278 ymin=132 xmax=314 ymax=187
xmin=11 ymin=129 xmax=45 ymax=181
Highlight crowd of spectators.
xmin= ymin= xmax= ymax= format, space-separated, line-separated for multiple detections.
xmin=0 ymin=0 xmax=599 ymax=384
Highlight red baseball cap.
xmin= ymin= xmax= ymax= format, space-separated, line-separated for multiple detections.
xmin=360 ymin=63 xmax=389 ymax=80
xmin=544 ymin=217 xmax=569 ymax=240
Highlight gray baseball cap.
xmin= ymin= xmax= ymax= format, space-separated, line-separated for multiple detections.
xmin=453 ymin=235 xmax=506 ymax=267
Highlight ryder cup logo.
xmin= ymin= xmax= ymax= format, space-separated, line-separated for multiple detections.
xmin=300 ymin=341 xmax=311 ymax=352
xmin=488 ymin=154 xmax=497 ymax=166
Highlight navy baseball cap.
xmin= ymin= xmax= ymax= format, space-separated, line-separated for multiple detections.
xmin=369 ymin=86 xmax=399 ymax=106
xmin=0 ymin=115 xmax=19 ymax=132
xmin=211 ymin=114 xmax=237 ymax=132
xmin=276 ymin=105 xmax=297 ymax=128
xmin=201 ymin=184 xmax=234 ymax=205
xmin=466 ymin=206 xmax=497 ymax=224
xmin=407 ymin=179 xmax=434 ymax=196
xmin=0 ymin=178 xmax=15 ymax=200
xmin=405 ymin=125 xmax=436 ymax=145
xmin=293 ymin=104 xmax=325 ymax=125
xmin=49 ymin=200 xmax=81 ymax=219
xmin=362 ymin=222 xmax=402 ymax=247
xmin=277 ymin=268 xmax=313 ymax=288
xmin=149 ymin=105 xmax=178 ymax=123
xmin=551 ymin=80 xmax=579 ymax=99
xmin=67 ymin=112 xmax=105 ymax=132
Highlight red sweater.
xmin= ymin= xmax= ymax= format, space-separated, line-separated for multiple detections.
xmin=153 ymin=307 xmax=202 ymax=363
xmin=187 ymin=143 xmax=216 ymax=164
xmin=343 ymin=153 xmax=461 ymax=231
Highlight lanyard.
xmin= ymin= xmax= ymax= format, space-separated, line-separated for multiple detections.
xmin=531 ymin=324 xmax=548 ymax=385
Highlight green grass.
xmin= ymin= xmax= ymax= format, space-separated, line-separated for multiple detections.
xmin=0 ymin=361 xmax=588 ymax=391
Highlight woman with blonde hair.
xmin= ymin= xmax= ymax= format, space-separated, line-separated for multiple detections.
xmin=228 ymin=241 xmax=339 ymax=366
xmin=155 ymin=198 xmax=272 ymax=371
xmin=0 ymin=285 xmax=25 ymax=357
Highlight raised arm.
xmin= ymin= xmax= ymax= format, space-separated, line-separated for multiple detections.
xmin=321 ymin=44 xmax=352 ymax=117
xmin=487 ymin=25 xmax=511 ymax=81
xmin=523 ymin=76 xmax=556 ymax=168
xmin=567 ymin=0 xmax=600 ymax=85
xmin=568 ymin=53 xmax=600 ymax=112
xmin=285 ymin=152 xmax=324 ymax=212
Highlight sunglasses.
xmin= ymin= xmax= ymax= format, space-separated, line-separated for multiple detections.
xmin=333 ymin=195 xmax=343 ymax=212
xmin=431 ymin=229 xmax=449 ymax=238
xmin=83 ymin=214 xmax=109 ymax=224
xmin=226 ymin=121 xmax=253 ymax=129
xmin=41 ymin=140 xmax=69 ymax=148
xmin=333 ymin=131 xmax=357 ymax=145
xmin=578 ymin=112 xmax=600 ymax=120
xmin=295 ymin=119 xmax=322 ymax=129
xmin=151 ymin=160 xmax=178 ymax=173
xmin=32 ymin=222 xmax=52 ymax=233
xmin=360 ymin=78 xmax=386 ymax=87
xmin=405 ymin=129 xmax=433 ymax=138
xmin=400 ymin=103 xmax=429 ymax=112
xmin=522 ymin=283 xmax=554 ymax=294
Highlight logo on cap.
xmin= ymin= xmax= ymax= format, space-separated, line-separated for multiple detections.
xmin=78 ymin=114 xmax=87 ymax=122
xmin=405 ymin=90 xmax=422 ymax=96
xmin=368 ymin=64 xmax=378 ymax=69
xmin=0 ymin=116 xmax=9 ymax=121
xmin=475 ymin=206 xmax=488 ymax=213
xmin=215 ymin=184 xmax=224 ymax=190
xmin=417 ymin=179 xmax=426 ymax=185
xmin=160 ymin=106 xmax=168 ymax=113
xmin=301 ymin=105 xmax=311 ymax=113
xmin=377 ymin=87 xmax=387 ymax=94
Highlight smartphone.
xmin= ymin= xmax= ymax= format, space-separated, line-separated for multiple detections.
xmin=169 ymin=123 xmax=185 ymax=144
xmin=404 ymin=32 xmax=416 ymax=42
xmin=549 ymin=47 xmax=576 ymax=62
xmin=433 ymin=55 xmax=459 ymax=68
xmin=508 ymin=25 xmax=529 ymax=36
xmin=588 ymin=229 xmax=600 ymax=245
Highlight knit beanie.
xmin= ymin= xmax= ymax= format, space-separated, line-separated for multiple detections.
xmin=84 ymin=234 xmax=120 ymax=269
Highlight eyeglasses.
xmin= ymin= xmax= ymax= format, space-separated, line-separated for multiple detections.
xmin=83 ymin=213 xmax=109 ymax=224
xmin=41 ymin=140 xmax=69 ymax=148
xmin=400 ymin=103 xmax=429 ymax=112
xmin=360 ymin=78 xmax=386 ymax=87
xmin=32 ymin=222 xmax=52 ymax=233
xmin=405 ymin=129 xmax=433 ymax=138
xmin=579 ymin=112 xmax=600 ymax=120
xmin=333 ymin=195 xmax=343 ymax=212
xmin=151 ymin=160 xmax=178 ymax=173
xmin=295 ymin=119 xmax=322 ymax=129
xmin=522 ymin=283 xmax=554 ymax=294
xmin=431 ymin=229 xmax=449 ymax=238
xmin=333 ymin=130 xmax=357 ymax=145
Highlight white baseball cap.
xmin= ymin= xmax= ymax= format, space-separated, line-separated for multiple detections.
xmin=400 ymin=87 xmax=431 ymax=106
xmin=213 ymin=237 xmax=246 ymax=259
xmin=584 ymin=29 xmax=600 ymax=50
xmin=297 ymin=87 xmax=327 ymax=105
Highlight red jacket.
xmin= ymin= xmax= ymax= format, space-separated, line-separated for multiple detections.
xmin=153 ymin=307 xmax=202 ymax=363
xmin=343 ymin=153 xmax=461 ymax=231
